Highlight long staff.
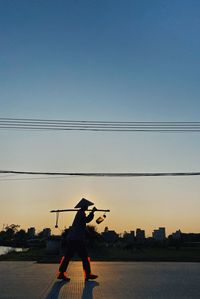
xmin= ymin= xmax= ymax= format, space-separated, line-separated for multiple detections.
xmin=50 ymin=209 xmax=110 ymax=228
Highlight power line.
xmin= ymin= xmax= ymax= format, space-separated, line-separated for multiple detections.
xmin=2 ymin=117 xmax=200 ymax=124
xmin=1 ymin=118 xmax=200 ymax=132
xmin=0 ymin=176 xmax=71 ymax=182
xmin=0 ymin=170 xmax=200 ymax=177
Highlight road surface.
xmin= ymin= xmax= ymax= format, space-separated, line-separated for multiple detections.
xmin=0 ymin=261 xmax=200 ymax=298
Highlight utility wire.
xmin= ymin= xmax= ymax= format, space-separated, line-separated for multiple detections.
xmin=0 ymin=170 xmax=200 ymax=177
xmin=1 ymin=118 xmax=200 ymax=132
xmin=0 ymin=176 xmax=70 ymax=182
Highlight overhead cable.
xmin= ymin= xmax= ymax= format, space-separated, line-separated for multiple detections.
xmin=1 ymin=118 xmax=200 ymax=132
xmin=0 ymin=170 xmax=200 ymax=177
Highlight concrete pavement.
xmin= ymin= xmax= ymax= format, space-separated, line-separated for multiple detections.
xmin=0 ymin=261 xmax=200 ymax=298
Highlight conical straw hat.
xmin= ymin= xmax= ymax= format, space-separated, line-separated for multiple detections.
xmin=74 ymin=198 xmax=94 ymax=209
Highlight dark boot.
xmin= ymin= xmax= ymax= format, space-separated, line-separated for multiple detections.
xmin=85 ymin=273 xmax=98 ymax=281
xmin=57 ymin=272 xmax=70 ymax=282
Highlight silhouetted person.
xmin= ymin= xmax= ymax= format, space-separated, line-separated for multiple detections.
xmin=57 ymin=198 xmax=98 ymax=281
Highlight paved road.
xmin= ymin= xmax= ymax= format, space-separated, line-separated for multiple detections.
xmin=0 ymin=261 xmax=200 ymax=298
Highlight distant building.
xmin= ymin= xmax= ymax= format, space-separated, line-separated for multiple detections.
xmin=123 ymin=231 xmax=135 ymax=243
xmin=136 ymin=228 xmax=145 ymax=240
xmin=41 ymin=228 xmax=51 ymax=238
xmin=152 ymin=227 xmax=166 ymax=241
xmin=171 ymin=230 xmax=181 ymax=239
xmin=27 ymin=227 xmax=36 ymax=239
xmin=181 ymin=233 xmax=200 ymax=247
xmin=104 ymin=226 xmax=109 ymax=232
xmin=102 ymin=229 xmax=118 ymax=243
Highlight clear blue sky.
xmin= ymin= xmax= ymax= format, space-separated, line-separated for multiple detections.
xmin=0 ymin=0 xmax=200 ymax=235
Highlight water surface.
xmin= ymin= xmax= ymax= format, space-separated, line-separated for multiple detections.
xmin=0 ymin=246 xmax=24 ymax=256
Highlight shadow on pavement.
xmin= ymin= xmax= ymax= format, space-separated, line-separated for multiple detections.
xmin=45 ymin=280 xmax=67 ymax=299
xmin=81 ymin=281 xmax=99 ymax=299
xmin=44 ymin=280 xmax=99 ymax=299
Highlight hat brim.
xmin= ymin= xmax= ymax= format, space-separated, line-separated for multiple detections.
xmin=74 ymin=198 xmax=94 ymax=209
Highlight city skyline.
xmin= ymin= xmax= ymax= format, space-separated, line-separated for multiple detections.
xmin=1 ymin=222 xmax=194 ymax=239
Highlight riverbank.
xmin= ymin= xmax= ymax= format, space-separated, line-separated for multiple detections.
xmin=0 ymin=247 xmax=200 ymax=263
xmin=0 ymin=246 xmax=27 ymax=256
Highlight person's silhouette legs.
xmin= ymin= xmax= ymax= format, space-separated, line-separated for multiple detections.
xmin=77 ymin=244 xmax=98 ymax=281
xmin=57 ymin=243 xmax=74 ymax=281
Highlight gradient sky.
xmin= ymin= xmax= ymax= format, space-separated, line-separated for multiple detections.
xmin=0 ymin=0 xmax=200 ymax=236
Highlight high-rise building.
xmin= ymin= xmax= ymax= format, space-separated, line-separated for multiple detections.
xmin=136 ymin=228 xmax=145 ymax=240
xmin=123 ymin=230 xmax=135 ymax=242
xmin=152 ymin=227 xmax=166 ymax=241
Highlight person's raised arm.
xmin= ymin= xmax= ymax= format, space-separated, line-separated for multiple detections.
xmin=85 ymin=207 xmax=97 ymax=223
